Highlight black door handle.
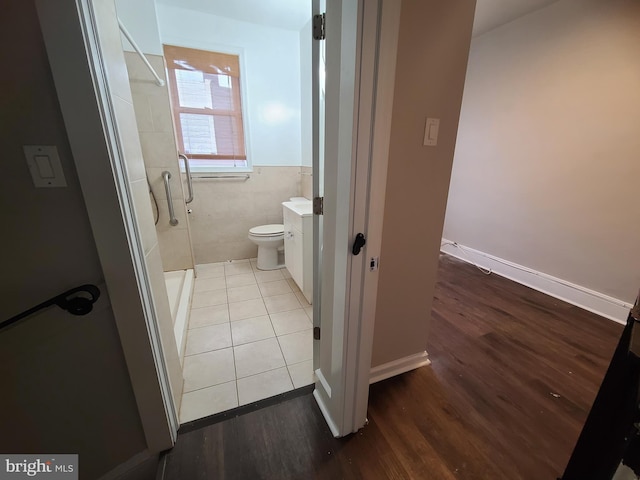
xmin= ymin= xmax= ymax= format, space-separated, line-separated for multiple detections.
xmin=352 ymin=233 xmax=366 ymax=255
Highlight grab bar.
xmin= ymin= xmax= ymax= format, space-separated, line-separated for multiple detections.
xmin=194 ymin=174 xmax=250 ymax=180
xmin=162 ymin=171 xmax=179 ymax=226
xmin=2 ymin=284 xmax=101 ymax=331
xmin=117 ymin=19 xmax=165 ymax=87
xmin=179 ymin=153 xmax=194 ymax=204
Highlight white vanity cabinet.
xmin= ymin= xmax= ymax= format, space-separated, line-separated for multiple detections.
xmin=282 ymin=201 xmax=313 ymax=304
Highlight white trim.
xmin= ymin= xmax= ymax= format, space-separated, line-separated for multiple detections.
xmin=315 ymin=368 xmax=332 ymax=398
xmin=313 ymin=389 xmax=340 ymax=437
xmin=441 ymin=239 xmax=632 ymax=325
xmin=312 ymin=0 xmax=361 ymax=438
xmin=97 ymin=450 xmax=154 ymax=480
xmin=312 ymin=0 xmax=401 ymax=438
xmin=173 ymin=268 xmax=194 ymax=364
xmin=352 ymin=0 xmax=401 ymax=421
xmin=369 ymin=351 xmax=431 ymax=384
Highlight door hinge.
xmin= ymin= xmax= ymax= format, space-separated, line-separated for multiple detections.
xmin=313 ymin=13 xmax=326 ymax=40
xmin=313 ymin=196 xmax=324 ymax=215
xmin=313 ymin=326 xmax=321 ymax=340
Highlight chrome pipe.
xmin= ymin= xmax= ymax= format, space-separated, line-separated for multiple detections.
xmin=194 ymin=174 xmax=250 ymax=180
xmin=179 ymin=153 xmax=194 ymax=204
xmin=162 ymin=171 xmax=179 ymax=226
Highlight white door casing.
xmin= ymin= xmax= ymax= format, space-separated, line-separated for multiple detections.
xmin=313 ymin=0 xmax=400 ymax=437
xmin=36 ymin=0 xmax=178 ymax=451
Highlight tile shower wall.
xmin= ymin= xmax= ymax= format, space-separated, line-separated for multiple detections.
xmin=189 ymin=167 xmax=303 ymax=264
xmin=93 ymin=3 xmax=183 ymax=411
xmin=125 ymin=51 xmax=195 ymax=272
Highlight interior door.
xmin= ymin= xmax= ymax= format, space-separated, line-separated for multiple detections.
xmin=311 ymin=0 xmax=325 ymax=374
xmin=311 ymin=0 xmax=400 ymax=438
xmin=311 ymin=0 xmax=370 ymax=438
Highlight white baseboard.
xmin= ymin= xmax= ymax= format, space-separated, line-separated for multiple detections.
xmin=313 ymin=388 xmax=340 ymax=437
xmin=440 ymin=239 xmax=632 ymax=325
xmin=369 ymin=351 xmax=431 ymax=384
xmin=315 ymin=368 xmax=332 ymax=398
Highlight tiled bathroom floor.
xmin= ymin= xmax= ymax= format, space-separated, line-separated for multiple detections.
xmin=179 ymin=259 xmax=314 ymax=423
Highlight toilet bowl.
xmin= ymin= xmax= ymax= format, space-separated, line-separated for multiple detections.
xmin=248 ymin=224 xmax=285 ymax=270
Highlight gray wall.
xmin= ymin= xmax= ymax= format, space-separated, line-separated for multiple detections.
xmin=444 ymin=0 xmax=640 ymax=304
xmin=0 ymin=1 xmax=147 ymax=478
xmin=372 ymin=0 xmax=476 ymax=368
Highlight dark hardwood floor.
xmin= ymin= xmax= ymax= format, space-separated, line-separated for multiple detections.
xmin=160 ymin=254 xmax=623 ymax=479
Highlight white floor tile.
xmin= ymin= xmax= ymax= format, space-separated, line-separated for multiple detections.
xmin=194 ymin=276 xmax=226 ymax=293
xmin=254 ymin=269 xmax=285 ymax=283
xmin=183 ymin=348 xmax=235 ymax=392
xmin=258 ymin=280 xmax=292 ymax=298
xmin=277 ymin=329 xmax=313 ymax=365
xmin=189 ymin=304 xmax=229 ymax=328
xmin=304 ymin=306 xmax=313 ymax=321
xmin=228 ymin=298 xmax=268 ymax=321
xmin=234 ymin=337 xmax=285 ymax=378
xmin=227 ymin=284 xmax=262 ymax=303
xmin=191 ymin=289 xmax=227 ymax=309
xmin=287 ymin=360 xmax=315 ymax=389
xmin=237 ymin=367 xmax=293 ymax=406
xmin=263 ymin=293 xmax=301 ymax=314
xmin=225 ymin=273 xmax=256 ymax=288
xmin=270 ymin=309 xmax=312 ymax=336
xmin=225 ymin=262 xmax=253 ymax=276
xmin=196 ymin=263 xmax=225 ymax=278
xmin=185 ymin=323 xmax=232 ymax=356
xmin=282 ymin=268 xmax=293 ymax=279
xmin=230 ymin=316 xmax=275 ymax=346
xmin=179 ymin=381 xmax=238 ymax=423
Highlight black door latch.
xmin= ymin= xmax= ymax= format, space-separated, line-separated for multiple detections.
xmin=352 ymin=233 xmax=366 ymax=255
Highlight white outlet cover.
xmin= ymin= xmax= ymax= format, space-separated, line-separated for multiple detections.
xmin=24 ymin=145 xmax=67 ymax=188
xmin=423 ymin=118 xmax=440 ymax=146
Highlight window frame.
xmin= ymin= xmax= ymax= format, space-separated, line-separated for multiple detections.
xmin=163 ymin=44 xmax=252 ymax=173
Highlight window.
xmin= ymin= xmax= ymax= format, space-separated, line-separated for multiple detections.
xmin=163 ymin=45 xmax=249 ymax=171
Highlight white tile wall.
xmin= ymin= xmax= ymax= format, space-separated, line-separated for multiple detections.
xmin=125 ymin=51 xmax=194 ymax=271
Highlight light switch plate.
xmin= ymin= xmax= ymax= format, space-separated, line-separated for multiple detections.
xmin=423 ymin=118 xmax=440 ymax=146
xmin=24 ymin=145 xmax=67 ymax=187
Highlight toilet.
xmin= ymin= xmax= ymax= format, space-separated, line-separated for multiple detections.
xmin=247 ymin=224 xmax=284 ymax=270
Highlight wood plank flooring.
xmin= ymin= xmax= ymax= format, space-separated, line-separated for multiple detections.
xmin=160 ymin=254 xmax=623 ymax=480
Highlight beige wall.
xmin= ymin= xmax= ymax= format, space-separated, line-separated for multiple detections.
xmin=0 ymin=2 xmax=148 ymax=477
xmin=189 ymin=166 xmax=302 ymax=264
xmin=372 ymin=0 xmax=476 ymax=368
xmin=125 ymin=51 xmax=195 ymax=273
xmin=444 ymin=0 xmax=640 ymax=304
xmin=301 ymin=166 xmax=313 ymax=200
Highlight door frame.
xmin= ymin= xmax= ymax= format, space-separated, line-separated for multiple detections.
xmin=312 ymin=0 xmax=401 ymax=436
xmin=36 ymin=0 xmax=177 ymax=452
xmin=37 ymin=0 xmax=401 ymax=446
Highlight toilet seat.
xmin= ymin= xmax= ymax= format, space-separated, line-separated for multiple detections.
xmin=249 ymin=224 xmax=284 ymax=236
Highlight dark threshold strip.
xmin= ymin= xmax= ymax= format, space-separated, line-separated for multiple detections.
xmin=177 ymin=384 xmax=315 ymax=435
